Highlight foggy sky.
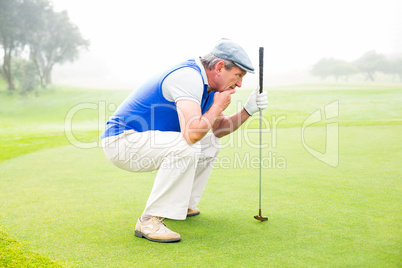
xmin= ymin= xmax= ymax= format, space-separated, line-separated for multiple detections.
xmin=52 ymin=0 xmax=402 ymax=89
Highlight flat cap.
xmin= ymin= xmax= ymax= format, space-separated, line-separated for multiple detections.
xmin=210 ymin=38 xmax=255 ymax=73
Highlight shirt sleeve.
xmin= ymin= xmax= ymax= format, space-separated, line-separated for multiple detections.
xmin=161 ymin=67 xmax=204 ymax=104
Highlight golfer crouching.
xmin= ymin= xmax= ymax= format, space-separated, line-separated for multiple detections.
xmin=101 ymin=38 xmax=268 ymax=243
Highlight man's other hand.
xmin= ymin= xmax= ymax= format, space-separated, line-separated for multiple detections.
xmin=243 ymin=88 xmax=268 ymax=116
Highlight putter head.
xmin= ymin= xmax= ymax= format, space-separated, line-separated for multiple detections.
xmin=254 ymin=214 xmax=268 ymax=221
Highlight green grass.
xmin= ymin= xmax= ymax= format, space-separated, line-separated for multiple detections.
xmin=0 ymin=86 xmax=126 ymax=163
xmin=0 ymin=229 xmax=61 ymax=267
xmin=0 ymin=84 xmax=401 ymax=267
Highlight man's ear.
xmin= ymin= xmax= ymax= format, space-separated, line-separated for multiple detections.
xmin=215 ymin=61 xmax=225 ymax=75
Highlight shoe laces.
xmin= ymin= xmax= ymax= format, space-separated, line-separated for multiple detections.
xmin=151 ymin=216 xmax=166 ymax=226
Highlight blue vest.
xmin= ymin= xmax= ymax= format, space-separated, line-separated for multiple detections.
xmin=101 ymin=59 xmax=215 ymax=139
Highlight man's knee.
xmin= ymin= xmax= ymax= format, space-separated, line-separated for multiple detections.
xmin=175 ymin=138 xmax=202 ymax=157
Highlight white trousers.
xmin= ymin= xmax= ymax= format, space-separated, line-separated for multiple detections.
xmin=102 ymin=130 xmax=220 ymax=220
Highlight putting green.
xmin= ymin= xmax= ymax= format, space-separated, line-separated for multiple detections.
xmin=0 ymin=125 xmax=401 ymax=267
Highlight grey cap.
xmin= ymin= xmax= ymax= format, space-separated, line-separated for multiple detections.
xmin=210 ymin=38 xmax=255 ymax=73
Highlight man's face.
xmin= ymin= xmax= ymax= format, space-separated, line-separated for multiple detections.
xmin=215 ymin=65 xmax=247 ymax=92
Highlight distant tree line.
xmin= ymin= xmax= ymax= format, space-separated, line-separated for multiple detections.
xmin=0 ymin=0 xmax=89 ymax=94
xmin=311 ymin=51 xmax=402 ymax=82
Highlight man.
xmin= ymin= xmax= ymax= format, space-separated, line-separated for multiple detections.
xmin=101 ymin=38 xmax=268 ymax=243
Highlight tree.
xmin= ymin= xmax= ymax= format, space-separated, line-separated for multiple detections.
xmin=311 ymin=58 xmax=358 ymax=81
xmin=329 ymin=60 xmax=358 ymax=82
xmin=311 ymin=58 xmax=333 ymax=80
xmin=0 ymin=0 xmax=88 ymax=91
xmin=29 ymin=9 xmax=89 ymax=87
xmin=0 ymin=0 xmax=23 ymax=91
xmin=354 ymin=50 xmax=387 ymax=81
xmin=0 ymin=0 xmax=50 ymax=91
xmin=13 ymin=59 xmax=40 ymax=95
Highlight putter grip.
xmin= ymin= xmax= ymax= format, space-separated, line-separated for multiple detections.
xmin=259 ymin=47 xmax=264 ymax=94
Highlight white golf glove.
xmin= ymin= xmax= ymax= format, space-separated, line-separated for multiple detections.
xmin=244 ymin=88 xmax=268 ymax=115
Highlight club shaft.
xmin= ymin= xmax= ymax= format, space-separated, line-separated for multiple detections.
xmin=259 ymin=47 xmax=264 ymax=211
xmin=259 ymin=109 xmax=262 ymax=211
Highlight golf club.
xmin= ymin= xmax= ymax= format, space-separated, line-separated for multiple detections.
xmin=254 ymin=47 xmax=268 ymax=222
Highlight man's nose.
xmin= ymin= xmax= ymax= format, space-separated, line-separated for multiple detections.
xmin=236 ymin=77 xmax=243 ymax=88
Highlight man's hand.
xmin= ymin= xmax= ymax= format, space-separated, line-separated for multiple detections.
xmin=243 ymin=88 xmax=268 ymax=116
xmin=212 ymin=89 xmax=236 ymax=112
